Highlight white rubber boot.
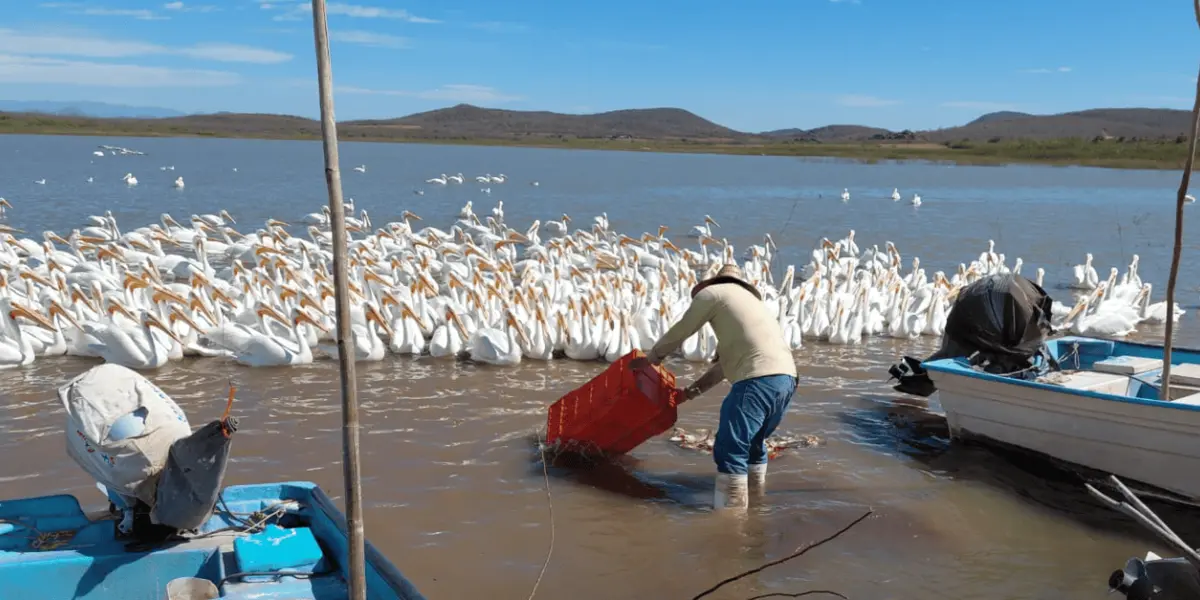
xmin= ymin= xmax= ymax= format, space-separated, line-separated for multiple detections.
xmin=713 ymin=473 xmax=749 ymax=510
xmin=748 ymin=463 xmax=767 ymax=499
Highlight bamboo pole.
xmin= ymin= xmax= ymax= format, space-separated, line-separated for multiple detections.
xmin=1160 ymin=0 xmax=1200 ymax=401
xmin=309 ymin=1 xmax=367 ymax=597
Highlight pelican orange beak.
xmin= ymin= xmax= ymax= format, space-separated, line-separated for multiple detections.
xmin=188 ymin=294 xmax=218 ymax=325
xmin=367 ymin=304 xmax=394 ymax=339
xmin=0 ymin=224 xmax=25 ymax=235
xmin=46 ymin=300 xmax=81 ymax=333
xmin=220 ymin=210 xmax=236 ymax=224
xmin=10 ymin=302 xmax=56 ymax=331
xmin=106 ymin=299 xmax=137 ymax=323
xmin=506 ymin=312 xmax=531 ymax=347
xmin=278 ymin=286 xmax=299 ymax=303
xmin=256 ymin=304 xmax=289 ymax=328
xmin=267 ymin=218 xmax=289 ymax=228
xmin=168 ymin=306 xmax=205 ymax=334
xmin=295 ymin=309 xmax=329 ymax=333
xmin=705 ymin=215 xmax=720 ymax=227
xmin=0 ymin=198 xmax=11 ymax=209
xmin=145 ymin=313 xmax=183 ymax=344
xmin=402 ymin=210 xmax=422 ymax=222
xmin=47 ymin=232 xmax=71 ymax=246
xmin=19 ymin=270 xmax=54 ymax=288
xmin=255 ymin=246 xmax=284 ymax=257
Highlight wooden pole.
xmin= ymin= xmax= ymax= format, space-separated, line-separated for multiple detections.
xmin=309 ymin=1 xmax=367 ymax=597
xmin=1160 ymin=0 xmax=1200 ymax=401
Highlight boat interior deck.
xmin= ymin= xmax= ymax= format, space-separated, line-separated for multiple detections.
xmin=1037 ymin=337 xmax=1200 ymax=404
xmin=0 ymin=483 xmax=360 ymax=600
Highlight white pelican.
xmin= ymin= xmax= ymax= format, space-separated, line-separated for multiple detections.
xmin=910 ymin=193 xmax=922 ymax=207
xmin=173 ymin=177 xmax=185 ymax=189
xmin=840 ymin=188 xmax=850 ymax=202
xmin=689 ymin=215 xmax=720 ymax=238
xmin=353 ymin=165 xmax=367 ymax=173
xmin=123 ymin=173 xmax=138 ymax=186
xmin=230 ymin=306 xmax=325 ymax=367
xmin=83 ymin=305 xmax=181 ymax=370
xmin=0 ymin=299 xmax=56 ymax=368
xmin=891 ymin=188 xmax=901 ymax=201
xmin=426 ymin=174 xmax=448 ymax=185
xmin=469 ymin=310 xmax=527 ymax=366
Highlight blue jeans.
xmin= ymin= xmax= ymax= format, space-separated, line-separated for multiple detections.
xmin=713 ymin=374 xmax=797 ymax=475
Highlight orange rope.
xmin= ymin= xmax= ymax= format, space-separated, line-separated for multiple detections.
xmin=221 ymin=382 xmax=236 ymax=438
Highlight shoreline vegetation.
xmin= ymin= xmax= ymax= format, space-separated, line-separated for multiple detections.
xmin=1 ymin=110 xmax=1194 ymax=170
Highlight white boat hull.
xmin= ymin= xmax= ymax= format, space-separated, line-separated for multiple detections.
xmin=930 ymin=370 xmax=1200 ymax=501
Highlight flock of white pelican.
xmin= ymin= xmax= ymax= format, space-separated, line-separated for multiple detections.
xmin=0 ymin=198 xmax=1184 ymax=372
xmin=841 ymin=188 xmax=922 ymax=206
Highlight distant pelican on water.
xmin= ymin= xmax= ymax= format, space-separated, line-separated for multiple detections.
xmin=173 ymin=177 xmax=185 ymax=189
xmin=122 ymin=173 xmax=138 ymax=186
xmin=427 ymin=174 xmax=448 ymax=185
xmin=354 ymin=165 xmax=367 ymax=173
xmin=911 ymin=193 xmax=922 ymax=207
xmin=891 ymin=188 xmax=901 ymax=201
xmin=840 ymin=188 xmax=850 ymax=202
xmin=34 ymin=179 xmax=46 ymax=185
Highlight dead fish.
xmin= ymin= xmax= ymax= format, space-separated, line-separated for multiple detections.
xmin=669 ymin=427 xmax=822 ymax=458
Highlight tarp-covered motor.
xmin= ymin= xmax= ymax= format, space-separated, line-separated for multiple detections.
xmin=890 ymin=274 xmax=1056 ymax=396
xmin=61 ymin=364 xmax=237 ymax=539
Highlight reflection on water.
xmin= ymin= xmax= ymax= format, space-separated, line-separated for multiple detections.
xmin=1 ymin=135 xmax=1198 ymax=598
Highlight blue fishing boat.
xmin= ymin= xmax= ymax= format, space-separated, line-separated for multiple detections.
xmin=924 ymin=335 xmax=1200 ymax=502
xmin=0 ymin=482 xmax=426 ymax=600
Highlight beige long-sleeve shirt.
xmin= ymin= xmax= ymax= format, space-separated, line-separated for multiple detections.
xmin=649 ymin=283 xmax=797 ymax=383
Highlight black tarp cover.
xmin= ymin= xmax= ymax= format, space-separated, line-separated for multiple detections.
xmin=927 ymin=273 xmax=1056 ymax=372
xmin=151 ymin=417 xmax=237 ymax=531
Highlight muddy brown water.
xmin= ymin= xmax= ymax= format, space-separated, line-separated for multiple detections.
xmin=3 ymin=135 xmax=1200 ymax=599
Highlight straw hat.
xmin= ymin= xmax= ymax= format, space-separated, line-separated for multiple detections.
xmin=691 ymin=263 xmax=762 ymax=300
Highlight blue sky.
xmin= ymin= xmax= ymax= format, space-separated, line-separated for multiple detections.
xmin=0 ymin=0 xmax=1196 ymax=131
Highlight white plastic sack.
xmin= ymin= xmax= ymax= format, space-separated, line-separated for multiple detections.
xmin=61 ymin=364 xmax=191 ymax=507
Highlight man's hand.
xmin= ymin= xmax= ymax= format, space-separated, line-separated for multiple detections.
xmin=629 ymin=356 xmax=652 ymax=371
xmin=677 ymin=386 xmax=699 ymax=401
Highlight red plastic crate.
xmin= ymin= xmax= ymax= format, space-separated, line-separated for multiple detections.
xmin=545 ymin=350 xmax=683 ymax=455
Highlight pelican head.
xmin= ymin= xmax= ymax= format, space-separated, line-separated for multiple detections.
xmin=8 ymin=301 xmax=55 ymax=331
xmin=143 ymin=312 xmax=183 ymax=344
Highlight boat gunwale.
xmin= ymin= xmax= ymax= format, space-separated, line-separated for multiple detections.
xmin=922 ymin=336 xmax=1200 ymax=413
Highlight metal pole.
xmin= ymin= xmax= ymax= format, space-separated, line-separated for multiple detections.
xmin=309 ymin=1 xmax=367 ymax=597
xmin=1161 ymin=0 xmax=1200 ymax=402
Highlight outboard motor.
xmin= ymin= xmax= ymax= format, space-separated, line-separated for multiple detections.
xmin=889 ymin=273 xmax=1056 ymax=397
xmin=1109 ymin=553 xmax=1200 ymax=599
xmin=61 ymin=364 xmax=236 ymax=546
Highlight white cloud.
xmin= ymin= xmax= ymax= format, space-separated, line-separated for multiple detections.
xmin=0 ymin=54 xmax=240 ymax=87
xmin=164 ymin=1 xmax=220 ymax=12
xmin=178 ymin=43 xmax=291 ymax=63
xmin=0 ymin=29 xmax=292 ymax=64
xmin=836 ymin=94 xmax=900 ymax=107
xmin=39 ymin=3 xmax=170 ymax=20
xmin=940 ymin=101 xmax=1020 ymax=112
xmin=1021 ymin=66 xmax=1071 ymax=74
xmin=330 ymin=30 xmax=412 ymax=49
xmin=274 ymin=2 xmax=439 ymax=22
xmin=338 ymin=84 xmax=523 ymax=103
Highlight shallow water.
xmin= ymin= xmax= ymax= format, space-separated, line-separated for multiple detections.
xmin=1 ymin=134 xmax=1199 ymax=599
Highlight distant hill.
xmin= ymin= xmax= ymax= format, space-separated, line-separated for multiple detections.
xmin=967 ymin=111 xmax=1033 ymax=125
xmin=348 ymin=104 xmax=743 ymax=140
xmin=0 ymin=103 xmax=1193 ymax=145
xmin=762 ymin=124 xmax=893 ymax=142
xmin=923 ymin=108 xmax=1193 ymax=142
xmin=0 ymin=100 xmax=184 ymax=119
